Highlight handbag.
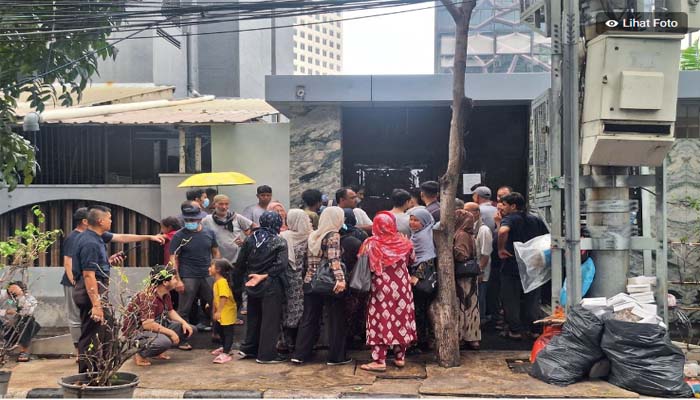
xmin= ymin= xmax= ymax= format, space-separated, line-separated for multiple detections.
xmin=455 ymin=259 xmax=481 ymax=278
xmin=348 ymin=253 xmax=370 ymax=294
xmin=413 ymin=261 xmax=438 ymax=297
xmin=304 ymin=259 xmax=347 ymax=297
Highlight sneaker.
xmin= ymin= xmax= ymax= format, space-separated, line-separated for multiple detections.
xmin=256 ymin=355 xmax=287 ymax=364
xmin=213 ymin=353 xmax=233 ymax=364
xmin=238 ymin=350 xmax=256 ymax=359
xmin=290 ymin=358 xmax=304 ymax=364
xmin=327 ymin=358 xmax=353 ymax=366
xmin=196 ymin=323 xmax=212 ymax=332
xmin=211 ymin=347 xmax=224 ymax=356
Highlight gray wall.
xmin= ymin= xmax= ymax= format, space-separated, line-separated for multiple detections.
xmin=159 ymin=173 xmax=194 ymax=219
xmin=238 ymin=18 xmax=273 ymax=99
xmin=0 ymin=185 xmax=161 ymax=220
xmin=211 ymin=123 xmax=290 ymax=211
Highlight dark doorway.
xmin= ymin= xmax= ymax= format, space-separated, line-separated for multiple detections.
xmin=341 ymin=105 xmax=530 ymax=218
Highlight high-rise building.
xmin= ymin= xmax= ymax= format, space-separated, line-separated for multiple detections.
xmin=93 ymin=4 xmax=343 ymax=98
xmin=292 ymin=13 xmax=343 ymax=75
xmin=434 ymin=0 xmax=551 ymax=74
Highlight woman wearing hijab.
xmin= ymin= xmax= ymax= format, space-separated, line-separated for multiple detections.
xmin=408 ymin=207 xmax=436 ymax=352
xmin=267 ymin=201 xmax=288 ymax=232
xmin=360 ymin=212 xmax=416 ymax=372
xmin=454 ymin=210 xmax=481 ymax=350
xmin=340 ymin=208 xmax=368 ymax=242
xmin=235 ymin=211 xmax=288 ymax=364
xmin=278 ymin=209 xmax=312 ymax=353
xmin=291 ymin=206 xmax=350 ymax=365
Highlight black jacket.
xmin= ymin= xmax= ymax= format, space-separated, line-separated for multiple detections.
xmin=235 ymin=234 xmax=288 ymax=297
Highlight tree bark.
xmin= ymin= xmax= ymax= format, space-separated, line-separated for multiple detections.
xmin=430 ymin=0 xmax=476 ymax=368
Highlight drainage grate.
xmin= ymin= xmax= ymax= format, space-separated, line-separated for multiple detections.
xmin=506 ymin=358 xmax=532 ymax=374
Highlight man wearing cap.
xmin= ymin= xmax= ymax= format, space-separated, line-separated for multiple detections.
xmin=128 ymin=265 xmax=195 ymax=367
xmin=472 ymin=185 xmax=498 ymax=235
xmin=242 ymin=185 xmax=273 ymax=225
xmin=420 ymin=181 xmax=441 ymax=222
xmin=169 ymin=201 xmax=220 ymax=349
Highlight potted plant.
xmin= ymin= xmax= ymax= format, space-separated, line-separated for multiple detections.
xmin=57 ymin=240 xmax=192 ymax=398
xmin=0 ymin=206 xmax=61 ymax=397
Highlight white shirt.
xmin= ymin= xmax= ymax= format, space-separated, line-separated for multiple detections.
xmin=475 ymin=224 xmax=494 ymax=281
xmin=353 ymin=208 xmax=373 ymax=226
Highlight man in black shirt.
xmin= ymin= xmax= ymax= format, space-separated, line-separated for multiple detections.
xmin=420 ymin=181 xmax=441 ymax=223
xmin=169 ymin=202 xmax=220 ymax=349
xmin=497 ymin=192 xmax=548 ymax=340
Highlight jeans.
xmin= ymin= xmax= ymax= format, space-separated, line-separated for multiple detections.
xmin=177 ymin=277 xmax=214 ymax=326
xmin=135 ymin=320 xmax=192 ymax=358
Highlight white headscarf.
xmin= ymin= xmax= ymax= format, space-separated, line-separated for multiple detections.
xmin=280 ymin=209 xmax=312 ymax=264
xmin=308 ymin=206 xmax=345 ymax=257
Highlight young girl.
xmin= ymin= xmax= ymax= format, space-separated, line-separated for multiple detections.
xmin=209 ymin=259 xmax=237 ymax=364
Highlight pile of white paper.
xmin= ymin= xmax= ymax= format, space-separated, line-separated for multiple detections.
xmin=578 ymin=276 xmax=665 ymax=328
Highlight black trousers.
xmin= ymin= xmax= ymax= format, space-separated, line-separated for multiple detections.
xmin=293 ymin=293 xmax=347 ymax=363
xmin=3 ymin=316 xmax=40 ymax=349
xmin=486 ymin=260 xmax=502 ymax=318
xmin=239 ymin=284 xmax=283 ymax=361
xmin=77 ymin=303 xmax=114 ymax=373
xmin=500 ymin=271 xmax=541 ymax=334
xmin=214 ymin=322 xmax=235 ymax=353
xmin=413 ymin=292 xmax=433 ymax=348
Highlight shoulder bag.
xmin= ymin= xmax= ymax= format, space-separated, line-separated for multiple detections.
xmin=304 ymin=259 xmax=347 ymax=297
xmin=413 ymin=261 xmax=438 ymax=297
xmin=455 ymin=259 xmax=481 ymax=278
xmin=348 ymin=253 xmax=370 ymax=294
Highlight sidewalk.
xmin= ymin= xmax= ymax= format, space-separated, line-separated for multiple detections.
xmin=5 ymin=348 xmax=637 ymax=398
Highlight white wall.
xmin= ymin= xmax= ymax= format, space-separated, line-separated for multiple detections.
xmin=211 ymin=123 xmax=290 ymax=212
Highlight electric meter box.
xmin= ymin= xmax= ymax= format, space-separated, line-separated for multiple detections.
xmin=581 ymin=34 xmax=682 ymax=166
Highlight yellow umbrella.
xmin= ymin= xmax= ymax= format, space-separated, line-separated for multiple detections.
xmin=177 ymin=172 xmax=255 ymax=188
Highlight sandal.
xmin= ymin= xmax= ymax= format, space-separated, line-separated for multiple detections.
xmin=235 ymin=319 xmax=245 ymax=325
xmin=360 ymin=362 xmax=386 ymax=372
xmin=17 ymin=352 xmax=30 ymax=362
xmin=393 ymin=359 xmax=405 ymax=368
xmin=178 ymin=343 xmax=193 ymax=351
xmin=134 ymin=355 xmax=151 ymax=367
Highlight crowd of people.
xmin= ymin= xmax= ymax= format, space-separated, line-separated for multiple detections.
xmin=60 ymin=180 xmax=548 ymax=371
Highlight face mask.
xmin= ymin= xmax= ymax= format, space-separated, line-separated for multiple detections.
xmin=184 ymin=222 xmax=199 ymax=231
xmin=202 ymin=198 xmax=210 ymax=208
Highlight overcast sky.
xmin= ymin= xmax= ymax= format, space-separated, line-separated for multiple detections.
xmin=341 ymin=4 xmax=435 ymax=74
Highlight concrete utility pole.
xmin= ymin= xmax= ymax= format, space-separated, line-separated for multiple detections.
xmin=561 ymin=0 xmax=582 ymax=306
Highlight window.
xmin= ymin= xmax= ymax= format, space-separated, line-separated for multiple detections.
xmin=315 ymin=48 xmax=320 ymax=54
xmin=300 ymin=43 xmax=305 ymax=50
xmin=323 ymin=28 xmax=327 ymax=34
xmin=676 ymin=102 xmax=700 ymax=138
xmin=323 ymin=39 xmax=327 ymax=45
xmin=337 ymin=32 xmax=341 ymax=38
xmin=330 ymin=52 xmax=334 ymax=58
xmin=309 ymin=57 xmax=313 ymax=63
xmin=315 ymin=25 xmax=320 ymax=31
xmin=301 ymin=66 xmax=306 ymax=73
xmin=315 ymin=37 xmax=320 ymax=43
xmin=337 ymin=54 xmax=341 ymax=60
xmin=300 ymin=31 xmax=305 ymax=38
xmin=330 ymin=63 xmax=334 ymax=69
xmin=300 ymin=55 xmax=306 ymax=61
xmin=323 ymin=50 xmax=327 ymax=57
xmin=336 ymin=43 xmax=341 ymax=49
xmin=323 ymin=61 xmax=327 ymax=67
xmin=315 ymin=59 xmax=320 ymax=65
xmin=329 ymin=30 xmax=334 ymax=37
xmin=308 ymin=45 xmax=313 ymax=52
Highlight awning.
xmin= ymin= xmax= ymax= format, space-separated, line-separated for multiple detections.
xmin=15 ymin=83 xmax=175 ymax=116
xmin=41 ymin=98 xmax=279 ymax=125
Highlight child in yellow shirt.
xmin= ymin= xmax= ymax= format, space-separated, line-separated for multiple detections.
xmin=209 ymin=259 xmax=237 ymax=364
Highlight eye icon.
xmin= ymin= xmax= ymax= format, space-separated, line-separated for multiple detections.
xmin=605 ymin=20 xmax=619 ymax=27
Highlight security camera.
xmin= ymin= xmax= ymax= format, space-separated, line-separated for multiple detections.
xmin=295 ymin=85 xmax=306 ymax=99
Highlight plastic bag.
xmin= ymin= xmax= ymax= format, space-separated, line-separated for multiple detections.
xmin=514 ymin=234 xmax=551 ymax=293
xmin=601 ymin=319 xmax=693 ymax=398
xmin=530 ymin=325 xmax=562 ymax=363
xmin=560 ymin=257 xmax=596 ymax=305
xmin=530 ymin=306 xmax=605 ymax=386
xmin=349 ymin=254 xmax=370 ymax=294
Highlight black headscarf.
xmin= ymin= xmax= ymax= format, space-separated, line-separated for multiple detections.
xmin=253 ymin=211 xmax=282 ymax=248
xmin=340 ymin=208 xmax=368 ymax=242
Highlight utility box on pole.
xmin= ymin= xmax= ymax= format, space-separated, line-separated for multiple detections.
xmin=581 ymin=34 xmax=682 ymax=166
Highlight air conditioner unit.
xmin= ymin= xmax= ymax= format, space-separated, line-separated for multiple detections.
xmin=581 ymin=34 xmax=682 ymax=166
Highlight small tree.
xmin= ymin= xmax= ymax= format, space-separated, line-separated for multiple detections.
xmin=430 ymin=0 xmax=478 ymax=368
xmin=681 ymin=40 xmax=700 ymax=71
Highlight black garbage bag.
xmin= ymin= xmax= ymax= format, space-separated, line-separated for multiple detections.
xmin=530 ymin=306 xmax=605 ymax=386
xmin=601 ymin=319 xmax=693 ymax=398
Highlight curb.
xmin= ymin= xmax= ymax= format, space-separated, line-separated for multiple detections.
xmin=183 ymin=389 xmax=264 ymax=398
xmin=339 ymin=393 xmax=419 ymax=398
xmin=26 ymin=389 xmax=61 ymax=398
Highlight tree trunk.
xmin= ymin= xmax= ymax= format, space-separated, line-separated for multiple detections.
xmin=431 ymin=0 xmax=476 ymax=368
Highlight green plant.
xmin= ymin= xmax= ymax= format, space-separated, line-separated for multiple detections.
xmin=0 ymin=206 xmax=61 ymax=271
xmin=681 ymin=40 xmax=700 ymax=71
xmin=0 ymin=2 xmax=126 ymax=190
